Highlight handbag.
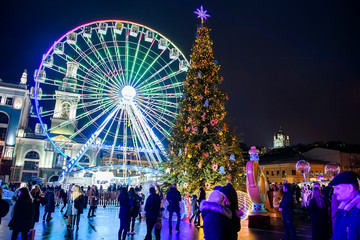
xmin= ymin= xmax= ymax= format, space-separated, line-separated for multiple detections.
xmin=94 ymin=196 xmax=99 ymax=205
xmin=27 ymin=229 xmax=35 ymax=240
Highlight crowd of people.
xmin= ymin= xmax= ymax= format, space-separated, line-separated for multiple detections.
xmin=0 ymin=171 xmax=359 ymax=240
xmin=276 ymin=171 xmax=360 ymax=240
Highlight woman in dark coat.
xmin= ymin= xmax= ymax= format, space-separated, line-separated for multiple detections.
xmin=195 ymin=187 xmax=206 ymax=226
xmin=30 ymin=185 xmax=44 ymax=227
xmin=220 ymin=183 xmax=242 ymax=239
xmin=128 ymin=187 xmax=141 ymax=234
xmin=308 ymin=184 xmax=330 ymax=240
xmin=200 ymin=189 xmax=235 ymax=240
xmin=118 ymin=187 xmax=130 ymax=240
xmin=8 ymin=187 xmax=34 ymax=240
xmin=43 ymin=186 xmax=55 ymax=222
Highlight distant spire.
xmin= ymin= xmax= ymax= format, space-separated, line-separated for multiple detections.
xmin=20 ymin=69 xmax=27 ymax=84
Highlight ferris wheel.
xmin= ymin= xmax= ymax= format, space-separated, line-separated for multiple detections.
xmin=32 ymin=20 xmax=189 ymax=178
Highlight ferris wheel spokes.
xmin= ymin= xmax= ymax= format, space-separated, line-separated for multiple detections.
xmin=36 ymin=20 xmax=189 ymax=177
xmin=125 ymin=105 xmax=158 ymax=168
xmin=64 ymin=104 xmax=121 ymax=174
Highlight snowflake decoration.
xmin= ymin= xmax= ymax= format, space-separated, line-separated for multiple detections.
xmin=194 ymin=6 xmax=211 ymax=23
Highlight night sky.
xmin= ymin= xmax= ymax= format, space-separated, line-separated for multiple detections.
xmin=1 ymin=0 xmax=359 ymax=148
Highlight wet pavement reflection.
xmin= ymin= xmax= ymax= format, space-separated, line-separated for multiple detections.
xmin=0 ymin=205 xmax=311 ymax=240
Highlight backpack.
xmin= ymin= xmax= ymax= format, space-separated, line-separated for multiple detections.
xmin=0 ymin=199 xmax=10 ymax=218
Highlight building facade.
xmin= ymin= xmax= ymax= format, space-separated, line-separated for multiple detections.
xmin=0 ymin=71 xmax=31 ymax=182
xmin=273 ymin=127 xmax=290 ymax=149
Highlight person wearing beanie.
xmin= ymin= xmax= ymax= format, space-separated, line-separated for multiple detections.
xmin=200 ymin=190 xmax=235 ymax=240
xmin=329 ymin=171 xmax=360 ymax=240
xmin=279 ymin=183 xmax=297 ymax=240
xmin=220 ymin=184 xmax=242 ymax=239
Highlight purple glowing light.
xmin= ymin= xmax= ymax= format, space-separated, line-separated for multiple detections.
xmin=193 ymin=6 xmax=211 ymax=23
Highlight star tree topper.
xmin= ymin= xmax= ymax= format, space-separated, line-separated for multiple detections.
xmin=194 ymin=5 xmax=211 ymax=24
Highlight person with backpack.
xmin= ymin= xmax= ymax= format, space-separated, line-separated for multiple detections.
xmin=128 ymin=187 xmax=141 ymax=235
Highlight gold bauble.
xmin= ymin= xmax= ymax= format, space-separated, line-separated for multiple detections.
xmin=188 ymin=154 xmax=192 ymax=158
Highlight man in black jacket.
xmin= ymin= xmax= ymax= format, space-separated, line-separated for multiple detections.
xmin=145 ymin=187 xmax=160 ymax=240
xmin=279 ymin=183 xmax=297 ymax=240
xmin=166 ymin=184 xmax=181 ymax=232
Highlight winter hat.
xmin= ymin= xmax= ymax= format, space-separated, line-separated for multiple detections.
xmin=219 ymin=184 xmax=233 ymax=200
xmin=329 ymin=171 xmax=359 ymax=186
xmin=207 ymin=190 xmax=225 ymax=204
xmin=213 ymin=185 xmax=222 ymax=191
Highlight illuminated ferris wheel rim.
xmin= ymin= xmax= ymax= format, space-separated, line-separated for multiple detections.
xmin=71 ymin=164 xmax=164 ymax=176
xmin=33 ymin=19 xmax=189 ymax=176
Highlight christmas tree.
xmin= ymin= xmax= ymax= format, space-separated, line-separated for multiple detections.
xmin=164 ymin=6 xmax=245 ymax=194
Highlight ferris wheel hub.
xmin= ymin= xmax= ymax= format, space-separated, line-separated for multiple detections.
xmin=121 ymin=85 xmax=136 ymax=100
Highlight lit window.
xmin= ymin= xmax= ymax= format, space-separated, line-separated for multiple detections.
xmin=6 ymin=98 xmax=13 ymax=106
xmin=25 ymin=151 xmax=40 ymax=159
